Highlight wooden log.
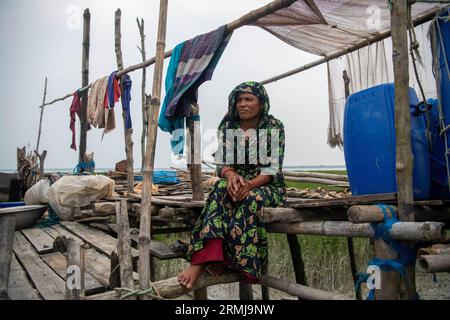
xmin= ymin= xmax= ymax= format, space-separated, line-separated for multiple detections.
xmin=284 ymin=176 xmax=349 ymax=187
xmin=0 ymin=216 xmax=15 ymax=300
xmin=35 ymin=77 xmax=47 ymax=155
xmin=137 ymin=17 xmax=148 ymax=171
xmin=263 ymin=207 xmax=347 ymax=224
xmin=239 ymin=283 xmax=254 ymax=301
xmin=86 ymin=271 xmax=244 ymax=300
xmin=115 ymin=9 xmax=134 ymax=193
xmin=65 ymin=237 xmax=84 ymax=299
xmin=348 ymin=205 xmax=450 ymax=223
xmin=79 ymin=9 xmax=90 ymax=168
xmin=418 ymin=244 xmax=450 ymax=256
xmin=417 ymin=254 xmax=450 ymax=273
xmin=283 ymin=170 xmax=348 ymax=182
xmin=115 ymin=200 xmax=135 ymax=299
xmin=287 ymin=193 xmax=397 ymax=209
xmin=139 ymin=0 xmax=169 ymax=299
xmin=266 ymin=221 xmax=444 ymax=241
xmin=259 ymin=275 xmax=353 ymax=300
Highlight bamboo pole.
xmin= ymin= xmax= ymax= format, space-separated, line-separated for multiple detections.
xmin=115 ymin=200 xmax=135 ymax=299
xmin=347 ymin=205 xmax=450 ymax=223
xmin=260 ymin=8 xmax=443 ymax=85
xmin=115 ymin=9 xmax=134 ymax=194
xmin=139 ymin=0 xmax=169 ymax=299
xmin=259 ymin=275 xmax=353 ymax=300
xmin=39 ymin=0 xmax=298 ymax=109
xmin=284 ymin=176 xmax=349 ymax=187
xmin=391 ymin=0 xmax=416 ymax=300
xmin=137 ymin=18 xmax=148 ymax=172
xmin=266 ymin=221 xmax=444 ymax=241
xmin=0 ymin=216 xmax=15 ymax=300
xmin=417 ymin=254 xmax=450 ymax=273
xmin=35 ymin=78 xmax=48 ymax=180
xmin=79 ymin=9 xmax=90 ymax=169
xmin=283 ymin=170 xmax=348 ymax=181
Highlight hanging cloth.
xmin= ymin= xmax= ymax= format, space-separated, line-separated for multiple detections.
xmin=120 ymin=74 xmax=133 ymax=129
xmin=103 ymin=71 xmax=121 ymax=135
xmin=69 ymin=91 xmax=81 ymax=150
xmin=158 ymin=25 xmax=233 ymax=155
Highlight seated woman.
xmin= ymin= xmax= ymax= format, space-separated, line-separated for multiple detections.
xmin=178 ymin=81 xmax=286 ymax=289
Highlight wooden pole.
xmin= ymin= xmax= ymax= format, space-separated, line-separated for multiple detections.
xmin=266 ymin=221 xmax=444 ymax=241
xmin=110 ymin=251 xmax=121 ymax=289
xmin=115 ymin=9 xmax=134 ymax=194
xmin=187 ymin=103 xmax=208 ymax=300
xmin=286 ymin=234 xmax=307 ymax=300
xmin=79 ymin=9 xmax=90 ymax=169
xmin=65 ymin=238 xmax=84 ymax=299
xmin=347 ymin=205 xmax=450 ymax=223
xmin=139 ymin=0 xmax=168 ymax=299
xmin=137 ymin=18 xmax=148 ymax=172
xmin=115 ymin=200 xmax=135 ymax=299
xmin=391 ymin=0 xmax=416 ymax=300
xmin=0 ymin=216 xmax=15 ymax=300
xmin=34 ymin=77 xmax=48 ymax=180
xmin=417 ymin=254 xmax=450 ymax=273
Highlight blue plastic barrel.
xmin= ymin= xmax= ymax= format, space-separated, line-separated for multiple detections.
xmin=344 ymin=83 xmax=430 ymax=199
xmin=134 ymin=170 xmax=179 ymax=184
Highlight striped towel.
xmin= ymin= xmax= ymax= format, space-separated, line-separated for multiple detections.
xmin=158 ymin=25 xmax=232 ymax=154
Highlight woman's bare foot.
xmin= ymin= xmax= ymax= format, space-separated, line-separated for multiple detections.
xmin=178 ymin=264 xmax=205 ymax=289
xmin=205 ymin=262 xmax=225 ymax=277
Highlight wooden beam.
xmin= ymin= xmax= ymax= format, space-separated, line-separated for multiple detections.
xmin=137 ymin=17 xmax=148 ymax=172
xmin=347 ymin=205 xmax=450 ymax=223
xmin=115 ymin=9 xmax=134 ymax=194
xmin=267 ymin=221 xmax=444 ymax=241
xmin=259 ymin=275 xmax=353 ymax=300
xmin=283 ymin=170 xmax=348 ymax=181
xmin=79 ymin=8 xmax=90 ymax=168
xmin=417 ymin=254 xmax=450 ymax=273
xmin=35 ymin=77 xmax=48 ymax=180
xmin=139 ymin=0 xmax=169 ymax=298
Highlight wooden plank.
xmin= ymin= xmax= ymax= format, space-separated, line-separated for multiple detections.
xmin=60 ymin=221 xmax=139 ymax=259
xmin=0 ymin=215 xmax=15 ymax=299
xmin=42 ymin=224 xmax=85 ymax=246
xmin=21 ymin=227 xmax=55 ymax=254
xmin=8 ymin=254 xmax=41 ymax=300
xmin=83 ymin=249 xmax=111 ymax=288
xmin=41 ymin=252 xmax=104 ymax=295
xmin=12 ymin=232 xmax=65 ymax=300
xmin=108 ymin=224 xmax=182 ymax=260
xmin=286 ymin=193 xmax=398 ymax=208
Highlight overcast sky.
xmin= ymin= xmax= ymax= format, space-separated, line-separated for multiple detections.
xmin=0 ymin=0 xmax=346 ymax=170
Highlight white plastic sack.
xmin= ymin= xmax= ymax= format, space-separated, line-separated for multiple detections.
xmin=24 ymin=179 xmax=51 ymax=205
xmin=47 ymin=175 xmax=115 ymax=221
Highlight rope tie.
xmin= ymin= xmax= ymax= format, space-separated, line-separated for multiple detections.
xmin=73 ymin=160 xmax=95 ymax=174
xmin=114 ymin=286 xmax=165 ymax=300
xmin=355 ymin=204 xmax=418 ymax=300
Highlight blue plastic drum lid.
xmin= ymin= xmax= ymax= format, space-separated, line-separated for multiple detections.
xmin=343 ymin=83 xmax=430 ymax=199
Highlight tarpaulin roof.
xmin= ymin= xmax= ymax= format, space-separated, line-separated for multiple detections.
xmin=251 ymin=0 xmax=447 ymax=56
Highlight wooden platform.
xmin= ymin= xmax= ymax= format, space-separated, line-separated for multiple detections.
xmin=6 ymin=220 xmax=181 ymax=300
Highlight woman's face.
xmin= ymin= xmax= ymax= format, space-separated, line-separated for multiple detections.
xmin=236 ymin=93 xmax=261 ymax=121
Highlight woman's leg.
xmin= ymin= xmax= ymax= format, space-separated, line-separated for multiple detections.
xmin=179 ymin=179 xmax=231 ymax=288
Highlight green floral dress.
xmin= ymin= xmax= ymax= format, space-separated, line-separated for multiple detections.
xmin=186 ymin=81 xmax=286 ymax=279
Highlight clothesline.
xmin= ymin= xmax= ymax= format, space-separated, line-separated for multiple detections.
xmin=38 ymin=0 xmax=298 ymax=109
